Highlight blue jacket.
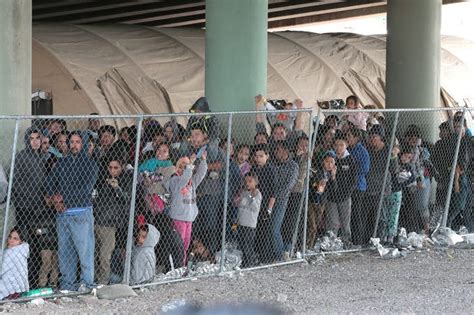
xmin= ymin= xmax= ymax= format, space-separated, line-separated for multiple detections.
xmin=46 ymin=151 xmax=98 ymax=212
xmin=349 ymin=142 xmax=370 ymax=192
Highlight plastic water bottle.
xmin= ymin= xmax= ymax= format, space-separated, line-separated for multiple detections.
xmin=22 ymin=288 xmax=54 ymax=298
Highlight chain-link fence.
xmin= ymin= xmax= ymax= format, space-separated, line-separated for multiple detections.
xmin=0 ymin=106 xmax=473 ymax=301
xmin=305 ymin=107 xmax=472 ymax=257
xmin=0 ymin=108 xmax=313 ymax=299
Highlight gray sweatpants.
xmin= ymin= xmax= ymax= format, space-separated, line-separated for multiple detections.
xmin=327 ymin=198 xmax=352 ymax=244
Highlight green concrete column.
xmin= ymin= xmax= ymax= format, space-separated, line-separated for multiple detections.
xmin=205 ymin=0 xmax=268 ymax=113
xmin=0 ymin=0 xmax=31 ymax=116
xmin=386 ymin=0 xmax=441 ymax=140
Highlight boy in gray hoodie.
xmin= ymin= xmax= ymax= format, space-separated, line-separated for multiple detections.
xmin=165 ymin=151 xmax=208 ymax=264
xmin=237 ymin=172 xmax=262 ymax=267
xmin=130 ymin=224 xmax=160 ymax=285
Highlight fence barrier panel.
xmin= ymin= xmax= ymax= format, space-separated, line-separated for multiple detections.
xmin=0 ymin=106 xmax=472 ymax=300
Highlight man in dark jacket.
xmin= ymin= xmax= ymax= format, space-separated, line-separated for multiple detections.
xmin=12 ymin=127 xmax=48 ymax=239
xmin=364 ymin=125 xmax=398 ymax=245
xmin=272 ymin=140 xmax=298 ymax=261
xmin=93 ymin=157 xmax=132 ymax=284
xmin=12 ymin=127 xmax=48 ymax=287
xmin=251 ymin=144 xmax=276 ymax=264
xmin=186 ymin=97 xmax=220 ymax=145
xmin=46 ymin=131 xmax=98 ymax=291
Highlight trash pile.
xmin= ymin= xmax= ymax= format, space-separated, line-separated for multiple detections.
xmin=371 ymin=226 xmax=473 ymax=259
xmin=314 ymin=231 xmax=344 ymax=252
xmin=156 ymin=244 xmax=242 ymax=281
xmin=370 ymin=238 xmax=408 ymax=259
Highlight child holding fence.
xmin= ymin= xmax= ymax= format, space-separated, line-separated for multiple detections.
xmin=237 ymin=172 xmax=262 ymax=267
xmin=165 ymin=151 xmax=208 ymax=264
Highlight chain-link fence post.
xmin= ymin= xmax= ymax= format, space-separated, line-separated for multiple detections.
xmin=0 ymin=118 xmax=20 ymax=276
xmin=372 ymin=112 xmax=399 ymax=238
xmin=122 ymin=116 xmax=144 ymax=285
xmin=302 ymin=113 xmax=319 ymax=258
xmin=441 ymin=108 xmax=466 ymax=228
xmin=219 ymin=114 xmax=233 ymax=273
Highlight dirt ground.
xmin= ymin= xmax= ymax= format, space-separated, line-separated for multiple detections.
xmin=1 ymin=248 xmax=473 ymax=314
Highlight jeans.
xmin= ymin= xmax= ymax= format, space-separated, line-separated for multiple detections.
xmin=327 ymin=198 xmax=352 ymax=244
xmin=57 ymin=210 xmax=95 ymax=290
xmin=95 ymin=225 xmax=116 ymax=284
xmin=271 ymin=203 xmax=287 ymax=260
xmin=238 ymin=226 xmax=256 ymax=267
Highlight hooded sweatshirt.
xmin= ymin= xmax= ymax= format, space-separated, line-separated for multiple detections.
xmin=0 ymin=243 xmax=29 ymax=299
xmin=237 ymin=189 xmax=263 ymax=228
xmin=0 ymin=165 xmax=7 ymax=203
xmin=130 ymin=224 xmax=160 ymax=285
xmin=274 ymin=158 xmax=299 ymax=207
xmin=12 ymin=128 xmax=48 ymax=212
xmin=327 ymin=150 xmax=358 ymax=203
xmin=165 ymin=159 xmax=208 ymax=222
xmin=94 ymin=170 xmax=133 ymax=228
xmin=46 ymin=131 xmax=99 ymax=213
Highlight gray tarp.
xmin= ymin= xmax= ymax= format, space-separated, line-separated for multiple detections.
xmin=32 ymin=24 xmax=474 ymax=124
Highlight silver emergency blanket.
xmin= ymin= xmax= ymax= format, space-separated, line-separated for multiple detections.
xmin=431 ymin=227 xmax=464 ymax=247
xmin=371 ymin=238 xmax=408 ymax=259
xmin=314 ymin=231 xmax=344 ymax=252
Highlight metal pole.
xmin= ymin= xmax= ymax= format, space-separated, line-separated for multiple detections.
xmin=292 ymin=111 xmax=317 ymax=258
xmin=302 ymin=110 xmax=321 ymax=257
xmin=441 ymin=108 xmax=466 ymax=228
xmin=219 ymin=114 xmax=233 ymax=273
xmin=372 ymin=112 xmax=399 ymax=238
xmin=123 ymin=116 xmax=144 ymax=285
xmin=0 ymin=119 xmax=20 ymax=275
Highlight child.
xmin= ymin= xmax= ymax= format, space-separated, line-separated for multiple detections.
xmin=326 ymin=134 xmax=358 ymax=248
xmin=165 ymin=152 xmax=208 ymax=265
xmin=251 ymin=144 xmax=276 ymax=263
xmin=384 ymin=146 xmax=416 ymax=244
xmin=237 ymin=173 xmax=262 ymax=267
xmin=139 ymin=142 xmax=173 ymax=173
xmin=342 ymin=95 xmax=369 ymax=131
xmin=130 ymin=224 xmax=160 ymax=285
xmin=235 ymin=144 xmax=251 ymax=177
xmin=307 ymin=152 xmax=335 ymax=248
xmin=0 ymin=227 xmax=29 ymax=299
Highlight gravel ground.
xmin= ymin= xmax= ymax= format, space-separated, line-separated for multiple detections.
xmin=1 ymin=248 xmax=473 ymax=314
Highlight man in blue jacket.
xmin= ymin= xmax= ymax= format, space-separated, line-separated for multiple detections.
xmin=46 ymin=131 xmax=98 ymax=291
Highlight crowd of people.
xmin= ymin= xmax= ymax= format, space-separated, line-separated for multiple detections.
xmin=0 ymin=95 xmax=473 ymax=299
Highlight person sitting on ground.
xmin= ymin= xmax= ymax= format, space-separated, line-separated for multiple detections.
xmin=130 ymin=224 xmax=160 ymax=285
xmin=0 ymin=227 xmax=29 ymax=300
xmin=237 ymin=172 xmax=262 ymax=268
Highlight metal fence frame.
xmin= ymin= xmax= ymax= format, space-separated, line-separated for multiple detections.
xmin=0 ymin=108 xmax=313 ymax=293
xmin=0 ymin=106 xmax=469 ymax=297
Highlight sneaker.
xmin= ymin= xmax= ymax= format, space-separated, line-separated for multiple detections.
xmin=283 ymin=251 xmax=291 ymax=262
xmin=77 ymin=284 xmax=92 ymax=293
